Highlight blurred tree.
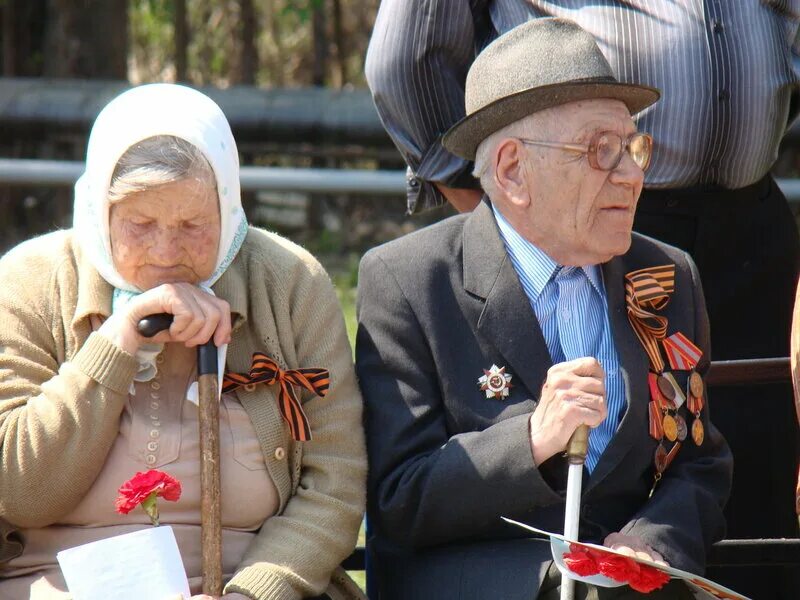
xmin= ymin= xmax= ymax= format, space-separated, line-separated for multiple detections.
xmin=238 ymin=0 xmax=257 ymax=84
xmin=43 ymin=0 xmax=128 ymax=77
xmin=175 ymin=0 xmax=188 ymax=81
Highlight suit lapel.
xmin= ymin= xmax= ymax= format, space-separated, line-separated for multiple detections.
xmin=586 ymin=255 xmax=650 ymax=492
xmin=462 ymin=201 xmax=553 ymax=398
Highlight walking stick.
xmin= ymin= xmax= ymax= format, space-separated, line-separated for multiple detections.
xmin=560 ymin=424 xmax=589 ymax=600
xmin=138 ymin=313 xmax=223 ymax=596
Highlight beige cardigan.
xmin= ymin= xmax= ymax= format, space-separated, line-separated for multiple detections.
xmin=0 ymin=227 xmax=366 ymax=600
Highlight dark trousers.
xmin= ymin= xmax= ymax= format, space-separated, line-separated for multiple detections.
xmin=635 ymin=174 xmax=800 ymax=599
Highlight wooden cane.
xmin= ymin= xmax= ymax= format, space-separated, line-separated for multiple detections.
xmin=138 ymin=314 xmax=223 ymax=596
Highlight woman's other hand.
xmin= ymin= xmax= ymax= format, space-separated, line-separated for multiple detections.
xmin=99 ymin=282 xmax=232 ymax=354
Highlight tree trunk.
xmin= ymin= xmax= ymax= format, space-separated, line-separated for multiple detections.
xmin=174 ymin=0 xmax=188 ymax=82
xmin=2 ymin=0 xmax=15 ymax=76
xmin=42 ymin=0 xmax=128 ymax=78
xmin=311 ymin=0 xmax=327 ymax=87
xmin=331 ymin=0 xmax=345 ymax=88
xmin=238 ymin=0 xmax=257 ymax=85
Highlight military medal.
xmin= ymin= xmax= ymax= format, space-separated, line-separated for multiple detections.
xmin=692 ymin=418 xmax=705 ymax=446
xmin=662 ymin=332 xmax=703 ymax=371
xmin=654 ymin=443 xmax=668 ymax=472
xmin=656 ymin=375 xmax=675 ymax=402
xmin=626 ymin=265 xmax=705 ymax=490
xmin=662 ymin=413 xmax=678 ymax=442
xmin=686 ymin=370 xmax=706 ymax=446
xmin=478 ymin=364 xmax=513 ymax=399
xmin=689 ymin=371 xmax=703 ymax=398
xmin=675 ymin=414 xmax=688 ymax=442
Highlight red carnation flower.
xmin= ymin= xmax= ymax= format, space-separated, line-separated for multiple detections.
xmin=563 ymin=544 xmax=600 ymax=577
xmin=627 ymin=564 xmax=671 ymax=593
xmin=597 ymin=553 xmax=640 ymax=583
xmin=115 ymin=470 xmax=182 ymax=526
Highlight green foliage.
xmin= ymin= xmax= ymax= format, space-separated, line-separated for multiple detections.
xmin=126 ymin=0 xmax=377 ymax=87
xmin=281 ymin=0 xmax=325 ymax=22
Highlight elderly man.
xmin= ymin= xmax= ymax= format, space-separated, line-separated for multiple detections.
xmin=356 ymin=19 xmax=732 ymax=600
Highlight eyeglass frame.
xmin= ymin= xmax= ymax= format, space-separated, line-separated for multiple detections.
xmin=515 ymin=131 xmax=654 ymax=172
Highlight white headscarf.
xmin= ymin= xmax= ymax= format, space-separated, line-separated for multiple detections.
xmin=73 ymin=83 xmax=248 ymax=394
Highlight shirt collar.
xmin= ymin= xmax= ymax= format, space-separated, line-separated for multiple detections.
xmin=491 ymin=205 xmax=605 ymax=299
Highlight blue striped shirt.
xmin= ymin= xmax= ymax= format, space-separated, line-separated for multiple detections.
xmin=493 ymin=207 xmax=625 ymax=471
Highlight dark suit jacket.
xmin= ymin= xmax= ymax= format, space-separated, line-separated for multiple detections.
xmin=355 ymin=202 xmax=733 ymax=600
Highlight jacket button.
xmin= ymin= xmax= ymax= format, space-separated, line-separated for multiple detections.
xmin=244 ymin=383 xmax=256 ymax=392
xmin=274 ymin=447 xmax=286 ymax=460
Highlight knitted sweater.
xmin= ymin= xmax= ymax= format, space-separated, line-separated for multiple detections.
xmin=0 ymin=227 xmax=366 ymax=600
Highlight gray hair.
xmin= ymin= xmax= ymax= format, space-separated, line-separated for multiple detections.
xmin=108 ymin=135 xmax=216 ymax=203
xmin=472 ymin=112 xmax=554 ymax=199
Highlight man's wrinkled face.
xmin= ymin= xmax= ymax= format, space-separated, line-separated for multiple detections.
xmin=519 ymin=99 xmax=644 ymax=266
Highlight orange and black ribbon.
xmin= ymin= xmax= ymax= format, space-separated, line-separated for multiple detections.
xmin=624 ymin=264 xmax=675 ymax=373
xmin=222 ymin=353 xmax=329 ymax=442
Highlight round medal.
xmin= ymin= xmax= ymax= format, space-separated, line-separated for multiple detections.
xmin=692 ymin=418 xmax=705 ymax=446
xmin=654 ymin=444 xmax=668 ymax=472
xmin=689 ymin=372 xmax=703 ymax=398
xmin=662 ymin=413 xmax=678 ymax=442
xmin=675 ymin=414 xmax=688 ymax=442
xmin=657 ymin=375 xmax=676 ymax=401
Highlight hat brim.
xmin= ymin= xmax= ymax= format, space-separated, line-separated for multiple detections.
xmin=442 ymin=80 xmax=660 ymax=160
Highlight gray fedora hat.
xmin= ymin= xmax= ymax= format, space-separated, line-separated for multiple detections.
xmin=442 ymin=18 xmax=660 ymax=160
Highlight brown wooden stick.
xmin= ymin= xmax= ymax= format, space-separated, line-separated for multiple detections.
xmin=198 ymin=373 xmax=222 ymax=596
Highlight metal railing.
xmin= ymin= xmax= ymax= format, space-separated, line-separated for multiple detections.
xmin=1 ymin=158 xmax=800 ymax=202
xmin=0 ymin=158 xmax=406 ymax=196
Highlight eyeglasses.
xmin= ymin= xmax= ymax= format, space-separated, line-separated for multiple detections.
xmin=517 ymin=131 xmax=653 ymax=172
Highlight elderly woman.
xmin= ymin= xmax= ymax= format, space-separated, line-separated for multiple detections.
xmin=0 ymin=84 xmax=366 ymax=600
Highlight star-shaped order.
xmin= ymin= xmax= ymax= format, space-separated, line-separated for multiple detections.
xmin=478 ymin=364 xmax=513 ymax=399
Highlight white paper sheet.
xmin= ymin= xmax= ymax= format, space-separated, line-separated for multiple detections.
xmin=56 ymin=525 xmax=190 ymax=600
xmin=502 ymin=518 xmax=752 ymax=600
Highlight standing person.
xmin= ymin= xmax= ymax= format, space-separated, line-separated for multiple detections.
xmin=358 ymin=18 xmax=732 ymax=600
xmin=366 ymin=3 xmax=800 ymax=596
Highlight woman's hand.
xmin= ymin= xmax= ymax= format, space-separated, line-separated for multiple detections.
xmin=98 ymin=282 xmax=232 ymax=355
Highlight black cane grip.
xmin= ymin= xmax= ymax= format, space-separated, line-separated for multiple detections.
xmin=198 ymin=342 xmax=218 ymax=376
xmin=137 ymin=313 xmax=174 ymax=338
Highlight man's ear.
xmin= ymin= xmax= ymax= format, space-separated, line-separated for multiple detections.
xmin=494 ymin=139 xmax=531 ymax=208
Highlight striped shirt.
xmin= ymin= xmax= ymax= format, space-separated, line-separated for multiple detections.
xmin=493 ymin=207 xmax=625 ymax=471
xmin=366 ymin=0 xmax=800 ymax=213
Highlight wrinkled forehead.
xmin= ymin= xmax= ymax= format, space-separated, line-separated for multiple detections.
xmin=548 ymin=98 xmax=637 ymax=136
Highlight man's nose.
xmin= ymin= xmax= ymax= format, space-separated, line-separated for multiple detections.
xmin=608 ymin=151 xmax=644 ymax=188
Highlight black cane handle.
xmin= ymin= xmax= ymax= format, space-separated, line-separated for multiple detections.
xmin=137 ymin=313 xmax=218 ymax=375
xmin=136 ymin=313 xmax=174 ymax=338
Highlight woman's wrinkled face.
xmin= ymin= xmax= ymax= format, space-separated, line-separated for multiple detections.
xmin=109 ymin=178 xmax=221 ymax=291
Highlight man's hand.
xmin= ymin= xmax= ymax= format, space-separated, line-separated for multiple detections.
xmin=604 ymin=532 xmax=668 ymax=566
xmin=434 ymin=183 xmax=482 ymax=212
xmin=529 ymin=357 xmax=607 ymax=465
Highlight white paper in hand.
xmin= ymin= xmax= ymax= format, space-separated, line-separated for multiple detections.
xmin=56 ymin=526 xmax=190 ymax=600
